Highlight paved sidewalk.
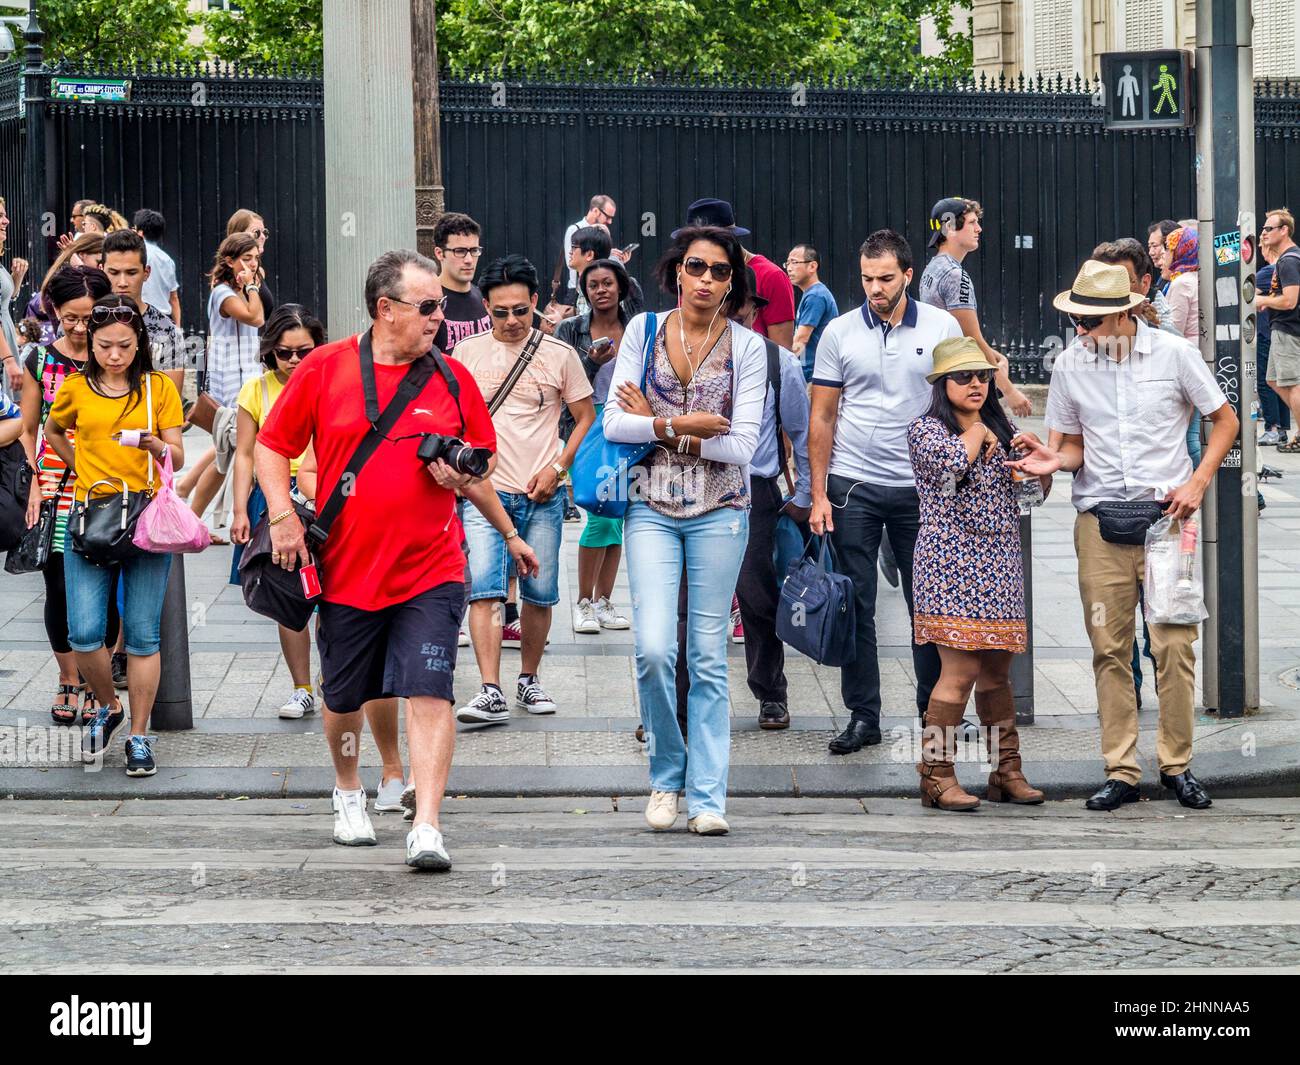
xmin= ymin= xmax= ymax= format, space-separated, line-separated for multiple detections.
xmin=2 ymin=418 xmax=1298 ymax=798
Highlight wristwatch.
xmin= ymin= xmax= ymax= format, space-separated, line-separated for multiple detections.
xmin=664 ymin=418 xmax=677 ymax=439
xmin=504 ymin=528 xmax=519 ymax=541
xmin=551 ymin=461 xmax=566 ymax=478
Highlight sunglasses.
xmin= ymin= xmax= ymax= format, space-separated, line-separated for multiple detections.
xmin=273 ymin=346 xmax=314 ymax=360
xmin=491 ymin=305 xmax=533 ymax=319
xmin=90 ymin=305 xmax=141 ymax=325
xmin=1068 ymin=313 xmax=1105 ymax=331
xmin=388 ymin=295 xmax=448 ymax=316
xmin=946 ymin=369 xmax=994 ymax=385
xmin=682 ymin=257 xmax=733 ymax=282
xmin=1261 ymin=225 xmax=1284 ymax=234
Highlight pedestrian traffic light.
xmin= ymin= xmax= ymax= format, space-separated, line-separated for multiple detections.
xmin=1100 ymin=51 xmax=1194 ymax=130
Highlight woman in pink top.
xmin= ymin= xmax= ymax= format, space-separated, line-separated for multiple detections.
xmin=1163 ymin=226 xmax=1199 ymax=343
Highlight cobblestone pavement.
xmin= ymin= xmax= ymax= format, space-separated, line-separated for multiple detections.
xmin=3 ymin=797 xmax=1299 ymax=972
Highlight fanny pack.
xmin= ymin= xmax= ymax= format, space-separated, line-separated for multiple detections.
xmin=1090 ymin=501 xmax=1167 ymax=545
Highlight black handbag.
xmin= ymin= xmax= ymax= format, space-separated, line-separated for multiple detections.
xmin=776 ymin=534 xmax=857 ymax=667
xmin=238 ymin=502 xmax=320 ymax=631
xmin=68 ymin=479 xmax=150 ymax=566
xmin=5 ymin=467 xmax=69 ymax=575
xmin=1090 ymin=501 xmax=1168 ymax=546
xmin=0 ymin=439 xmax=34 ymax=553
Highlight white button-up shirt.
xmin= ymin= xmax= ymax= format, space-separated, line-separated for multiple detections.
xmin=1045 ymin=317 xmax=1228 ymax=512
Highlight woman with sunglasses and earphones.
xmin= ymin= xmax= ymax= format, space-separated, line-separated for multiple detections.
xmin=230 ymin=305 xmax=325 ymax=720
xmin=907 ymin=337 xmax=1050 ymax=812
xmin=43 ymin=295 xmax=185 ymax=777
xmin=604 ymin=225 xmax=767 ymax=836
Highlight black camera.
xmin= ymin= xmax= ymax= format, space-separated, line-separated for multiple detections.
xmin=417 ymin=433 xmax=492 ymax=478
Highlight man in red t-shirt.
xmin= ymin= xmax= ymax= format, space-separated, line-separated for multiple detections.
xmin=675 ymin=198 xmax=795 ymax=348
xmin=257 ymin=249 xmax=538 ymax=871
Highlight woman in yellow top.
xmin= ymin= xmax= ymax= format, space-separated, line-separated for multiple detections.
xmin=44 ymin=295 xmax=185 ymax=777
xmin=230 ymin=304 xmax=324 ymax=720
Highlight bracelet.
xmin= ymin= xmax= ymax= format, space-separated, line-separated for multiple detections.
xmin=267 ymin=508 xmax=296 ymax=526
xmin=677 ymin=434 xmax=691 ymax=454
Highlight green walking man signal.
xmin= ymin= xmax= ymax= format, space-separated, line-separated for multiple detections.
xmin=1153 ymin=63 xmax=1178 ymax=114
xmin=1100 ymin=50 xmax=1194 ymax=130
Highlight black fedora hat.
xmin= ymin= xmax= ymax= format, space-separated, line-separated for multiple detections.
xmin=672 ymin=197 xmax=751 ymax=239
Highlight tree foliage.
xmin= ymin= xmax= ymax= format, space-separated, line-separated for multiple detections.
xmin=205 ymin=0 xmax=323 ymax=67
xmin=437 ymin=0 xmax=972 ymax=80
xmin=38 ymin=0 xmax=200 ymax=66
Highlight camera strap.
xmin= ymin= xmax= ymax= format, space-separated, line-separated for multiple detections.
xmin=307 ymin=330 xmax=444 ymax=547
xmin=486 ymin=328 xmax=544 ymax=417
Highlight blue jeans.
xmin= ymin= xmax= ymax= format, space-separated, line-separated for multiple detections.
xmin=463 ymin=489 xmax=564 ymax=606
xmin=65 ymin=549 xmax=173 ymax=656
xmin=624 ymin=503 xmax=748 ymax=817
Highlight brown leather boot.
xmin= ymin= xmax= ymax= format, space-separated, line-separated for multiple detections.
xmin=917 ymin=696 xmax=980 ymax=811
xmin=975 ymin=687 xmax=1045 ymax=804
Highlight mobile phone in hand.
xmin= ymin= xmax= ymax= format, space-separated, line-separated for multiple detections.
xmin=622 ymin=244 xmax=639 ymax=257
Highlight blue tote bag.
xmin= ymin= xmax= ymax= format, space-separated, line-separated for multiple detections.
xmin=572 ymin=311 xmax=657 ymax=519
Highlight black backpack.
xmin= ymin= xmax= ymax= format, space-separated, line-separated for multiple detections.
xmin=0 ymin=441 xmax=33 ymax=553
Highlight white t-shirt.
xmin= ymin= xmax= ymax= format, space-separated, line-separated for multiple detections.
xmin=142 ymin=241 xmax=179 ymax=318
xmin=206 ymin=284 xmax=262 ymax=408
xmin=812 ymin=298 xmax=963 ymax=487
xmin=563 ymin=216 xmax=587 ymax=292
xmin=1044 ymin=317 xmax=1227 ymax=512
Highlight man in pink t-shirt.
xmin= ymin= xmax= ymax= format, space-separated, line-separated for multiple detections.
xmin=675 ymin=198 xmax=795 ymax=348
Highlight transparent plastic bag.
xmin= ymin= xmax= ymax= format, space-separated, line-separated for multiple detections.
xmin=1143 ymin=514 xmax=1206 ymax=625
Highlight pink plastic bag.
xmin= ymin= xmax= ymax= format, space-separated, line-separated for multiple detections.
xmin=133 ymin=449 xmax=210 ymax=554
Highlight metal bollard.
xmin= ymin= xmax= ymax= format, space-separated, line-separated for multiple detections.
xmin=151 ymin=554 xmax=194 ymax=730
xmin=1011 ymin=513 xmax=1035 ymax=725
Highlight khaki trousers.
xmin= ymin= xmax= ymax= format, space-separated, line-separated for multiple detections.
xmin=1074 ymin=511 xmax=1198 ymax=785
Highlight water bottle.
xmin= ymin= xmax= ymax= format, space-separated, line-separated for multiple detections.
xmin=1008 ymin=449 xmax=1044 ymax=514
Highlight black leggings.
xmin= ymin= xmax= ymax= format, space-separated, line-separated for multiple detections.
xmin=43 ymin=551 xmax=121 ymax=656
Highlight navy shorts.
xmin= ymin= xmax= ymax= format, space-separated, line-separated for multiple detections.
xmin=317 ymin=582 xmax=466 ymax=713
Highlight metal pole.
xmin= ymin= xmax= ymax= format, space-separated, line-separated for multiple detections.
xmin=411 ymin=0 xmax=445 ymax=260
xmin=151 ymin=557 xmax=193 ymax=730
xmin=21 ymin=4 xmax=46 ymax=282
xmin=1195 ymin=0 xmax=1257 ymax=718
xmin=1011 ymin=513 xmax=1034 ymax=725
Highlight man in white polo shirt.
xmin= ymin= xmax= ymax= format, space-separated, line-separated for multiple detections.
xmin=1012 ymin=259 xmax=1238 ymax=812
xmin=809 ymin=229 xmax=962 ymax=753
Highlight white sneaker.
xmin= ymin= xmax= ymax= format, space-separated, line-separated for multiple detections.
xmin=516 ymin=675 xmax=557 ymax=715
xmin=406 ymin=822 xmax=452 ymax=870
xmin=595 ymin=597 xmax=630 ymax=630
xmin=331 ymin=787 xmax=376 ymax=846
xmin=645 ymin=790 xmax=679 ymax=830
xmin=373 ymin=776 xmax=406 ymax=813
xmin=688 ymin=812 xmax=730 ymax=835
xmin=572 ymin=598 xmax=600 ymax=634
xmin=278 ymin=688 xmax=316 ymax=719
xmin=456 ymin=685 xmax=510 ymax=725
xmin=400 ymin=782 xmax=417 ymax=822
xmin=458 ymin=627 xmax=470 ymax=647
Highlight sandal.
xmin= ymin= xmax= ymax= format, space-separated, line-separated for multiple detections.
xmin=1277 ymin=437 xmax=1300 ymax=453
xmin=80 ymin=686 xmax=102 ymax=726
xmin=51 ymin=684 xmax=80 ymax=726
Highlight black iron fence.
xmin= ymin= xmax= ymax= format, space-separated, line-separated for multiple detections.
xmin=3 ymin=57 xmax=1300 ymax=364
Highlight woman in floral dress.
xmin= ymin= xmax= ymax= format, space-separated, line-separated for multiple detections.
xmin=907 ymin=337 xmax=1051 ymax=811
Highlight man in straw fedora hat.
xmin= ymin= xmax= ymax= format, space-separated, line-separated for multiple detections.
xmin=1010 ymin=259 xmax=1238 ymax=812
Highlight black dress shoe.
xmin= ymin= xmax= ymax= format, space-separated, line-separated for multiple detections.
xmin=1160 ymin=769 xmax=1212 ymax=809
xmin=758 ymin=701 xmax=790 ymax=730
xmin=828 ymin=719 xmax=882 ymax=754
xmin=1084 ymin=778 xmax=1141 ymax=811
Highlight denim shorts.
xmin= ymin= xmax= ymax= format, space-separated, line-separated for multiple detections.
xmin=463 ymin=489 xmax=564 ymax=607
xmin=64 ymin=549 xmax=173 ymax=656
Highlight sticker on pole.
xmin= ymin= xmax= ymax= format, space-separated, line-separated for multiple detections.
xmin=1100 ymin=51 xmax=1194 ymax=130
xmin=1214 ymin=230 xmax=1242 ymax=266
